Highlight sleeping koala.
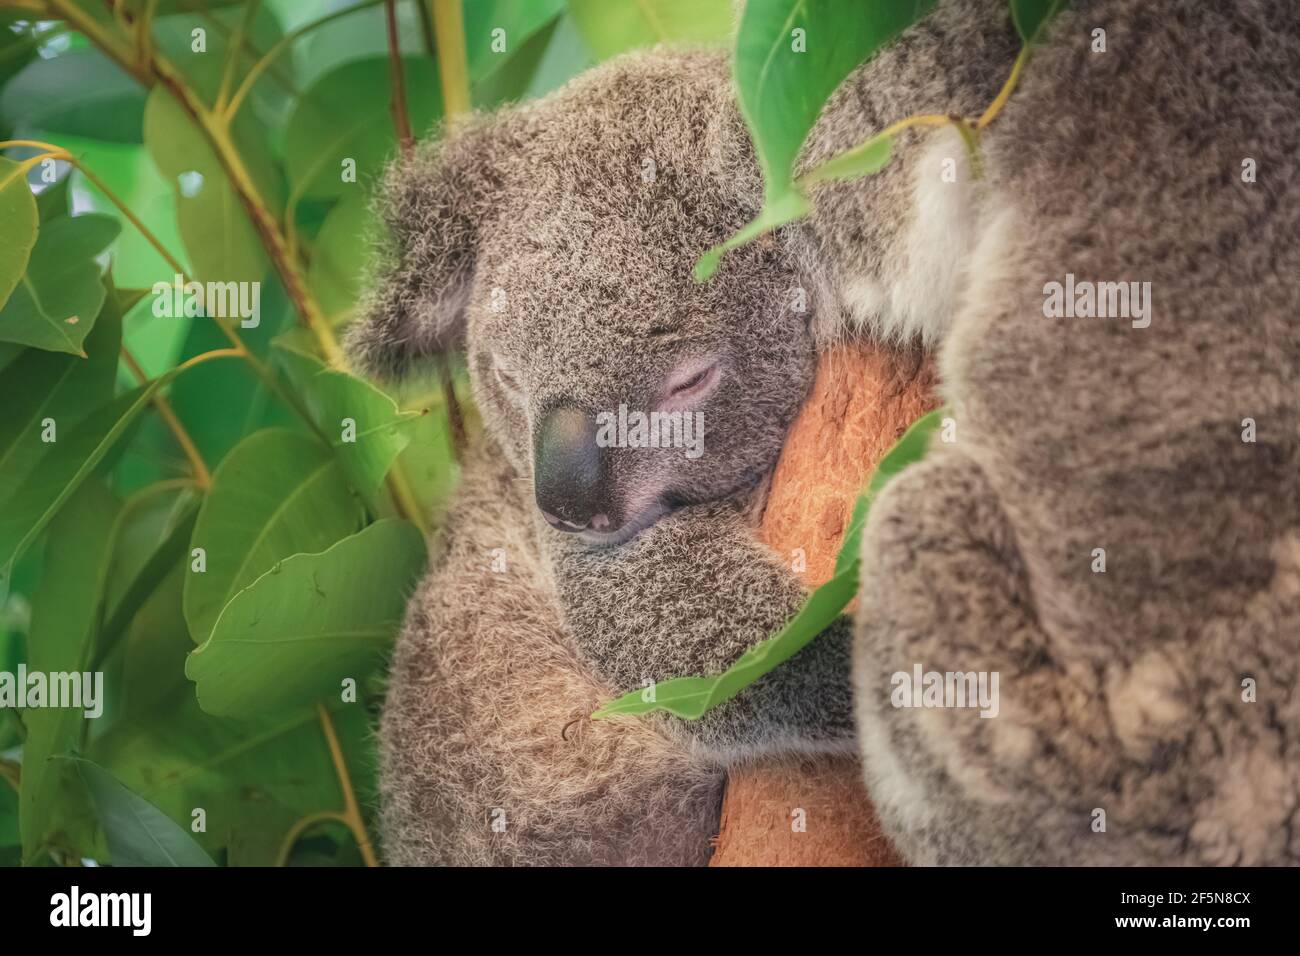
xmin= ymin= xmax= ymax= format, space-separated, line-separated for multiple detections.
xmin=351 ymin=0 xmax=1300 ymax=866
xmin=349 ymin=47 xmax=859 ymax=866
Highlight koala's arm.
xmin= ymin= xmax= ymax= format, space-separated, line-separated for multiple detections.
xmin=546 ymin=500 xmax=857 ymax=760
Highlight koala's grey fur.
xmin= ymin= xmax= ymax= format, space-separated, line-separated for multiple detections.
xmin=351 ymin=0 xmax=1300 ymax=865
xmin=848 ymin=0 xmax=1300 ymax=866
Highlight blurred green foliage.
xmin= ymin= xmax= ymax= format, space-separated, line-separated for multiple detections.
xmin=0 ymin=0 xmax=733 ymax=867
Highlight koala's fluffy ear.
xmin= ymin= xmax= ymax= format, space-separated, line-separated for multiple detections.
xmin=347 ymin=113 xmax=525 ymax=381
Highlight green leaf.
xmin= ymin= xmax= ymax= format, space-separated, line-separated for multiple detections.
xmin=0 ymin=350 xmax=239 ymax=600
xmin=186 ymin=519 xmax=427 ymax=717
xmin=468 ymin=4 xmax=566 ymax=108
xmin=0 ymin=780 xmax=17 ymax=860
xmin=91 ymin=564 xmax=376 ymax=866
xmin=834 ymin=407 xmax=945 ymax=578
xmin=307 ymin=193 xmax=370 ymax=324
xmin=567 ymin=0 xmax=733 ymax=59
xmin=698 ymin=0 xmax=935 ymax=278
xmin=0 ymin=157 xmax=38 ymax=310
xmin=165 ymin=274 xmax=298 ymax=469
xmin=98 ymin=482 xmax=201 ymax=668
xmin=285 ymin=57 xmax=443 ymax=202
xmin=466 ymin=0 xmax=565 ymax=80
xmin=58 ymin=756 xmax=215 ymax=866
xmin=800 ymin=131 xmax=893 ymax=186
xmin=0 ymin=17 xmax=38 ymax=115
xmin=60 ymin=134 xmax=188 ymax=292
xmin=521 ymin=12 xmax=597 ymax=100
xmin=19 ymin=480 xmax=119 ymax=864
xmin=149 ymin=2 xmax=288 ymax=122
xmin=142 ymin=87 xmax=271 ymax=286
xmin=0 ymin=48 xmax=146 ymax=143
xmin=272 ymin=340 xmax=421 ymax=503
xmin=0 ymin=277 xmax=121 ymax=507
xmin=296 ymin=2 xmax=426 ymax=88
xmin=183 ymin=428 xmax=365 ymax=645
xmin=693 ymin=190 xmax=810 ymax=282
xmin=35 ymin=173 xmax=71 ymax=222
xmin=594 ymin=406 xmax=946 ymax=721
xmin=394 ymin=398 xmax=460 ymax=521
xmin=1010 ymin=0 xmax=1068 ymax=44
xmin=0 ymin=213 xmax=121 ymax=354
xmin=595 ymin=566 xmax=859 ymax=719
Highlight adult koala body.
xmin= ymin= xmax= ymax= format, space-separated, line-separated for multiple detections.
xmin=351 ymin=0 xmax=1300 ymax=866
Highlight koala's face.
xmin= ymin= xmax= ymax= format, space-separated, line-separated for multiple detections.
xmin=352 ymin=50 xmax=818 ymax=546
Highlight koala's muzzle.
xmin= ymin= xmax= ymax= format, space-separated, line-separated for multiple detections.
xmin=534 ymin=405 xmax=613 ymax=533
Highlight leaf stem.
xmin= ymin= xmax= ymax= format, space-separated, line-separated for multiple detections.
xmin=430 ymin=0 xmax=470 ymax=117
xmin=315 ymin=701 xmax=378 ymax=867
xmin=121 ymin=346 xmax=212 ymax=489
xmin=274 ymin=810 xmax=348 ymax=866
xmin=214 ymin=0 xmax=261 ymax=114
xmin=222 ymin=0 xmax=389 ymax=123
xmin=977 ymin=42 xmax=1030 ymax=130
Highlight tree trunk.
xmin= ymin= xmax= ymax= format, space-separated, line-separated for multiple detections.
xmin=709 ymin=341 xmax=937 ymax=867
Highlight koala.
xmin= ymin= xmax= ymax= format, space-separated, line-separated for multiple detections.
xmin=350 ymin=48 xmax=859 ymax=866
xmin=350 ymin=0 xmax=1300 ymax=866
xmin=840 ymin=0 xmax=1300 ymax=865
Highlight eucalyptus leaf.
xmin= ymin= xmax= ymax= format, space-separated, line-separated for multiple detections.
xmin=186 ymin=519 xmax=427 ymax=717
xmin=307 ymin=193 xmax=370 ymax=324
xmin=697 ymin=0 xmax=935 ymax=279
xmin=0 ymin=277 xmax=121 ymax=507
xmin=0 ymin=47 xmax=146 ymax=143
xmin=98 ymin=482 xmax=201 ymax=668
xmin=0 ymin=351 xmax=240 ymax=600
xmin=142 ymin=88 xmax=271 ymax=286
xmin=465 ymin=0 xmax=565 ymax=82
xmin=0 ymin=213 xmax=120 ymax=354
xmin=800 ymin=132 xmax=893 ymax=186
xmin=166 ymin=274 xmax=298 ymax=469
xmin=59 ymin=756 xmax=216 ymax=866
xmin=272 ymin=340 xmax=421 ymax=503
xmin=567 ymin=0 xmax=733 ymax=59
xmin=1010 ymin=0 xmax=1069 ymax=44
xmin=595 ymin=567 xmax=859 ymax=719
xmin=183 ymin=427 xmax=366 ymax=645
xmin=0 ymin=156 xmax=38 ymax=310
xmin=284 ymin=57 xmax=442 ymax=202
xmin=19 ymin=480 xmax=119 ymax=864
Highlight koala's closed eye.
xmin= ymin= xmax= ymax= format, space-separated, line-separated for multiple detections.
xmin=660 ymin=359 xmax=720 ymax=408
xmin=493 ymin=356 xmax=525 ymax=397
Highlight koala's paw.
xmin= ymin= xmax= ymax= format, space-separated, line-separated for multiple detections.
xmin=851 ymin=449 xmax=1112 ymax=865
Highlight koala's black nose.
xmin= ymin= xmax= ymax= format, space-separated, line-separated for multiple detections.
xmin=534 ymin=404 xmax=612 ymax=533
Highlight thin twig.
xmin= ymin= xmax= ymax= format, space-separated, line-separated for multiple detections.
xmin=315 ymin=702 xmax=379 ymax=867
xmin=121 ymin=346 xmax=212 ymax=488
xmin=384 ymin=0 xmax=415 ymax=156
